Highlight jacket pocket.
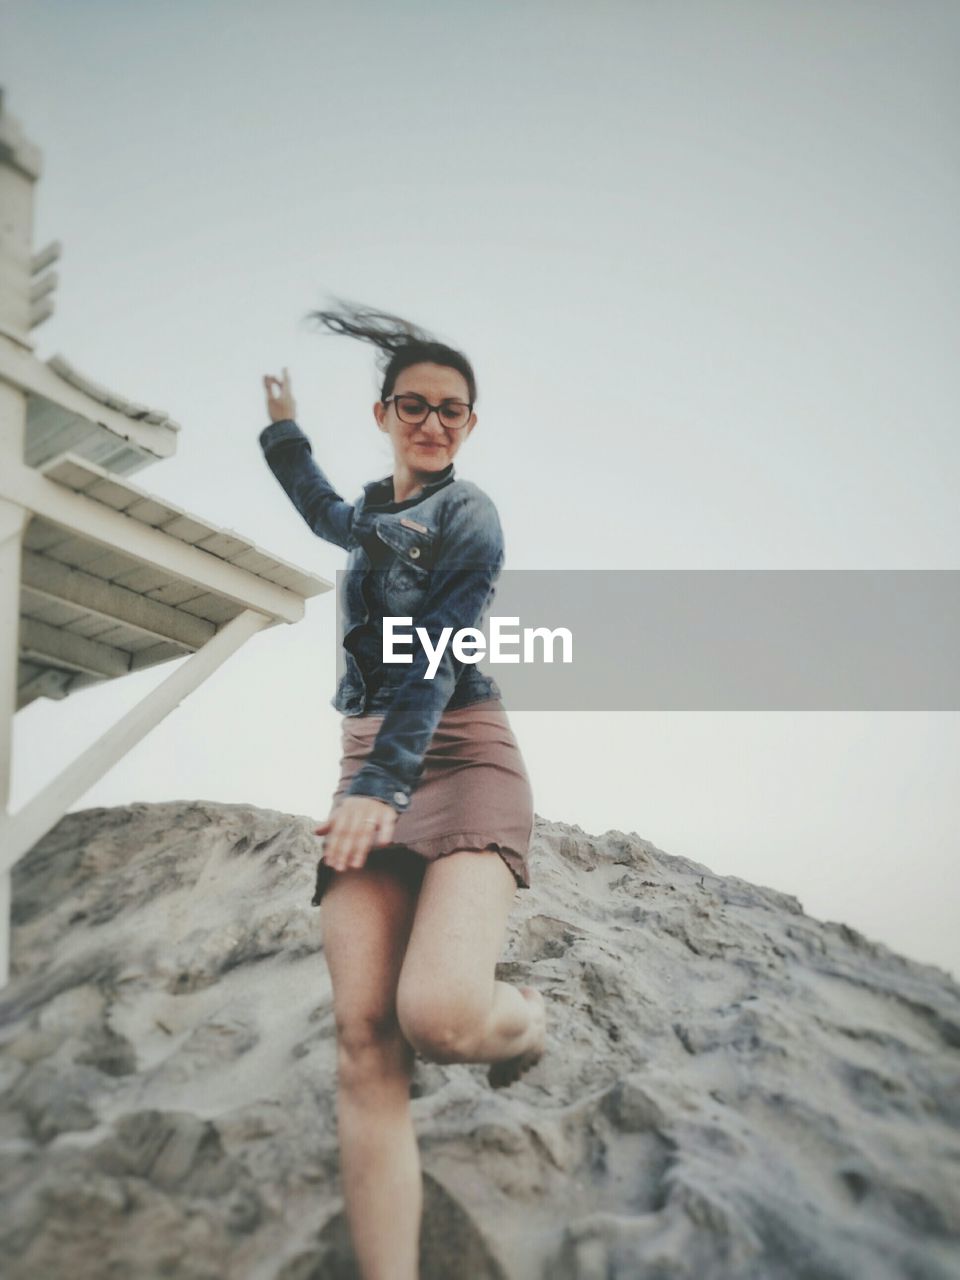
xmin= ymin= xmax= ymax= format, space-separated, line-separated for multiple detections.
xmin=374 ymin=517 xmax=437 ymax=617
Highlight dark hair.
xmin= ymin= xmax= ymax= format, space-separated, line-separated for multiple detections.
xmin=304 ymin=296 xmax=478 ymax=404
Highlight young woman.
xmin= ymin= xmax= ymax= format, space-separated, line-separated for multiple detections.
xmin=259 ymin=301 xmax=546 ymax=1280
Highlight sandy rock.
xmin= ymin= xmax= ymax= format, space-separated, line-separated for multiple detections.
xmin=1 ymin=799 xmax=958 ymax=1279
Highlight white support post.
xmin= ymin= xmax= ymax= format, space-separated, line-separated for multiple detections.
xmin=0 ymin=607 xmax=272 ymax=893
xmin=0 ymin=90 xmax=42 ymax=985
xmin=0 ymin=500 xmax=27 ymax=988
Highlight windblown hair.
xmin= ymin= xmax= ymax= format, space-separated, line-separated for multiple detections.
xmin=304 ymin=296 xmax=478 ymax=404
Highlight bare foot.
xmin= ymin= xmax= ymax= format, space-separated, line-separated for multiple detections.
xmin=487 ymin=986 xmax=546 ymax=1089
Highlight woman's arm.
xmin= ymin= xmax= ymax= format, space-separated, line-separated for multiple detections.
xmin=345 ymin=484 xmax=505 ymax=812
xmin=258 ymin=418 xmax=357 ymax=551
xmin=260 ymin=367 xmax=356 ymax=550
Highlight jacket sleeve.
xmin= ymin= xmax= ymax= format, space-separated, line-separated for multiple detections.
xmin=258 ymin=418 xmax=356 ymax=550
xmin=346 ymin=486 xmax=505 ymax=813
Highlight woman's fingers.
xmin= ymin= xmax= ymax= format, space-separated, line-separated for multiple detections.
xmin=262 ymin=371 xmax=295 ymax=424
xmin=318 ymin=809 xmax=360 ymax=872
xmin=343 ymin=811 xmax=395 ymax=870
xmin=316 ymin=801 xmax=396 ymax=872
xmin=261 ymin=369 xmax=295 ymax=422
xmin=344 ymin=810 xmax=380 ymax=869
xmin=345 ymin=828 xmax=372 ymax=870
xmin=347 ymin=808 xmax=395 ymax=868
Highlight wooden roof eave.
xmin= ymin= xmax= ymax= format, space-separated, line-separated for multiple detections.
xmin=0 ymin=334 xmax=180 ymax=465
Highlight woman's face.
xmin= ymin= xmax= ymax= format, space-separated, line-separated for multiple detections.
xmin=374 ymin=361 xmax=476 ymax=476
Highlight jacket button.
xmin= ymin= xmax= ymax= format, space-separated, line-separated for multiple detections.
xmin=393 ymin=791 xmax=409 ymax=806
xmin=409 ymin=547 xmax=421 ymax=559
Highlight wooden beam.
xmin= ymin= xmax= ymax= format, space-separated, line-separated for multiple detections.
xmin=21 ymin=549 xmax=216 ymax=648
xmin=19 ymin=617 xmax=131 ymax=678
xmin=16 ymin=667 xmax=73 ymax=709
xmin=0 ymin=464 xmax=309 ymax=623
xmin=130 ymin=640 xmax=199 ymax=671
xmin=31 ymin=241 xmax=62 ymax=274
xmin=0 ymin=332 xmax=177 ymax=458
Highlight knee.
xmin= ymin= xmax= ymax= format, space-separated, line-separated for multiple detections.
xmin=335 ymin=1011 xmax=413 ymax=1088
xmin=395 ymin=988 xmax=489 ymax=1064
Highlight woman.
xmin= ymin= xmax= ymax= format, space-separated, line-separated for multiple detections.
xmin=259 ymin=301 xmax=546 ymax=1280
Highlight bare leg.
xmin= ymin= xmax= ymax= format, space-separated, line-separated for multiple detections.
xmin=396 ymin=850 xmax=547 ymax=1083
xmin=321 ymin=856 xmax=423 ymax=1280
xmin=467 ymin=981 xmax=545 ymax=1058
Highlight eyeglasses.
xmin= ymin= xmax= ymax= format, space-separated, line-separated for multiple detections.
xmin=382 ymin=393 xmax=473 ymax=430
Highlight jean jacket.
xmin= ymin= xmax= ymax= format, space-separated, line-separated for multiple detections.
xmin=259 ymin=419 xmax=505 ymax=814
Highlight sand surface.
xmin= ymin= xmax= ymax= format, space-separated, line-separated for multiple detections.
xmin=1 ymin=800 xmax=959 ymax=1278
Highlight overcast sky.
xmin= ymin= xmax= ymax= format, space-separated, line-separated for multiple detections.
xmin=5 ymin=1 xmax=959 ymax=978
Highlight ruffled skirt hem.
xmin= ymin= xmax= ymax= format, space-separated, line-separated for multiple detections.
xmin=311 ymin=834 xmax=530 ymax=906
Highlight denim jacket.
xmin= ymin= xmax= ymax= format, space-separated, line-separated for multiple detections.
xmin=259 ymin=419 xmax=505 ymax=814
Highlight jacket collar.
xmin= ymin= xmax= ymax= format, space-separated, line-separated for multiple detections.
xmin=362 ymin=462 xmax=455 ymax=510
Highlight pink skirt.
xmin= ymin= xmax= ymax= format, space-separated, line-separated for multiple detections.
xmin=312 ymin=697 xmax=534 ymax=905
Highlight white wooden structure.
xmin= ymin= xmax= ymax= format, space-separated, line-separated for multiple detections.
xmin=0 ymin=91 xmax=330 ymax=985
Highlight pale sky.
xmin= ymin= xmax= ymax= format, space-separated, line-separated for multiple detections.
xmin=5 ymin=1 xmax=959 ymax=978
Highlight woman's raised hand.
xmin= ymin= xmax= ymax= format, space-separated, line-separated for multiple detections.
xmin=314 ymin=795 xmax=399 ymax=873
xmin=263 ymin=366 xmax=297 ymax=423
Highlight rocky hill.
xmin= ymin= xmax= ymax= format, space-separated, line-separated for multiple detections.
xmin=1 ymin=801 xmax=958 ymax=1279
